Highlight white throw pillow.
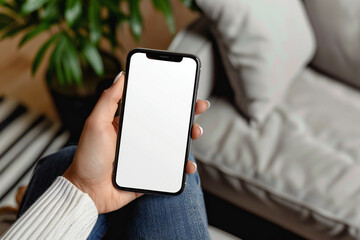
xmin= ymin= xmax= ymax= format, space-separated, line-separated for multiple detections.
xmin=304 ymin=0 xmax=360 ymax=89
xmin=196 ymin=0 xmax=315 ymax=123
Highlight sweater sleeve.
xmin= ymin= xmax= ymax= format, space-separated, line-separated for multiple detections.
xmin=1 ymin=176 xmax=98 ymax=240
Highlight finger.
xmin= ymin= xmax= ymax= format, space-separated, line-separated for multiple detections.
xmin=90 ymin=72 xmax=125 ymax=123
xmin=186 ymin=161 xmax=197 ymax=174
xmin=112 ymin=116 xmax=120 ymax=130
xmin=191 ymin=123 xmax=203 ymax=140
xmin=195 ymin=100 xmax=210 ymax=115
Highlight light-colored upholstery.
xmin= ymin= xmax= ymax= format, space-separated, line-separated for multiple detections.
xmin=303 ymin=0 xmax=360 ymax=88
xmin=195 ymin=0 xmax=315 ymax=123
xmin=208 ymin=226 xmax=242 ymax=240
xmin=193 ymin=69 xmax=360 ymax=240
xmin=170 ymin=17 xmax=360 ymax=240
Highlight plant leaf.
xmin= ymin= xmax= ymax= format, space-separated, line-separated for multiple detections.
xmin=55 ymin=58 xmax=65 ymax=85
xmin=42 ymin=0 xmax=60 ymax=20
xmin=181 ymin=0 xmax=197 ymax=10
xmin=103 ymin=14 xmax=118 ymax=49
xmin=82 ymin=41 xmax=104 ymax=76
xmin=19 ymin=22 xmax=51 ymax=46
xmin=1 ymin=2 xmax=17 ymax=11
xmin=65 ymin=0 xmax=82 ymax=27
xmin=63 ymin=36 xmax=82 ymax=84
xmin=152 ymin=0 xmax=175 ymax=34
xmin=102 ymin=1 xmax=127 ymax=21
xmin=89 ymin=0 xmax=101 ymax=45
xmin=47 ymin=33 xmax=82 ymax=86
xmin=46 ymin=34 xmax=67 ymax=85
xmin=101 ymin=0 xmax=127 ymax=49
xmin=32 ymin=33 xmax=59 ymax=74
xmin=51 ymin=40 xmax=66 ymax=85
xmin=129 ymin=0 xmax=142 ymax=41
xmin=46 ymin=45 xmax=57 ymax=84
xmin=0 ymin=13 xmax=15 ymax=31
xmin=62 ymin=54 xmax=72 ymax=85
xmin=22 ymin=0 xmax=50 ymax=14
xmin=1 ymin=23 xmax=28 ymax=39
xmin=181 ymin=0 xmax=192 ymax=8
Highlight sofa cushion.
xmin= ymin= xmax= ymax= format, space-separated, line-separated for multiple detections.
xmin=192 ymin=68 xmax=360 ymax=239
xmin=304 ymin=0 xmax=360 ymax=89
xmin=195 ymin=0 xmax=315 ymax=123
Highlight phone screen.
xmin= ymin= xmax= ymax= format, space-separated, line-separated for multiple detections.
xmin=114 ymin=49 xmax=199 ymax=194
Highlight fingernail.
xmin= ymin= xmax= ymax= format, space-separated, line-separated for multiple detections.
xmin=199 ymin=125 xmax=203 ymax=136
xmin=191 ymin=161 xmax=197 ymax=171
xmin=205 ymin=100 xmax=211 ymax=109
xmin=113 ymin=71 xmax=123 ymax=84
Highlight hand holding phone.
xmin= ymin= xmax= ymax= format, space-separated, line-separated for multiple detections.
xmin=63 ymin=55 xmax=208 ymax=213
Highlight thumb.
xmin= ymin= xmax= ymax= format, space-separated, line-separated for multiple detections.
xmin=90 ymin=71 xmax=125 ymax=123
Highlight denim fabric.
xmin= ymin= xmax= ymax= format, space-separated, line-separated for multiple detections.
xmin=18 ymin=146 xmax=210 ymax=240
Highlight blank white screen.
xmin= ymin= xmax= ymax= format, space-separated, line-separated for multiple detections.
xmin=116 ymin=52 xmax=197 ymax=193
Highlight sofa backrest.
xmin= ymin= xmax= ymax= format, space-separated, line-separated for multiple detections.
xmin=303 ymin=0 xmax=360 ymax=89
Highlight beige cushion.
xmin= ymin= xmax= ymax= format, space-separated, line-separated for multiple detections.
xmin=195 ymin=0 xmax=315 ymax=123
xmin=208 ymin=226 xmax=242 ymax=240
xmin=193 ymin=68 xmax=360 ymax=239
xmin=304 ymin=0 xmax=360 ymax=89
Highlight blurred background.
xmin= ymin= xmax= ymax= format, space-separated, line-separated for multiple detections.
xmin=1 ymin=0 xmax=360 ymax=239
xmin=0 ymin=0 xmax=198 ymax=132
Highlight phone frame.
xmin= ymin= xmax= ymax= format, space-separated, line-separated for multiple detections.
xmin=112 ymin=48 xmax=201 ymax=195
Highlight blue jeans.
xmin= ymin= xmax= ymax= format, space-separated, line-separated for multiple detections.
xmin=18 ymin=146 xmax=210 ymax=240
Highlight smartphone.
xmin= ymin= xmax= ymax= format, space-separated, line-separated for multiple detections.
xmin=113 ymin=48 xmax=201 ymax=195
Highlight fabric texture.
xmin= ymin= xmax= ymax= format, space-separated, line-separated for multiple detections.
xmin=17 ymin=145 xmax=108 ymax=240
xmin=1 ymin=177 xmax=98 ymax=240
xmin=303 ymin=0 xmax=360 ymax=89
xmin=15 ymin=146 xmax=210 ymax=240
xmin=195 ymin=0 xmax=315 ymax=123
xmin=0 ymin=95 xmax=70 ymax=211
xmin=192 ymin=68 xmax=360 ymax=239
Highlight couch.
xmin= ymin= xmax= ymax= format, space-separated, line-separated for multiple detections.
xmin=169 ymin=1 xmax=360 ymax=239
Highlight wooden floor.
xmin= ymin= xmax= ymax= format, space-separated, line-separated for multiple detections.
xmin=0 ymin=0 xmax=198 ymax=121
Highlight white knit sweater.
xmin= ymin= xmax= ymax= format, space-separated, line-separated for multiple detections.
xmin=1 ymin=177 xmax=98 ymax=240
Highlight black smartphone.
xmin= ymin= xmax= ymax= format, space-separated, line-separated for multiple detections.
xmin=113 ymin=48 xmax=201 ymax=195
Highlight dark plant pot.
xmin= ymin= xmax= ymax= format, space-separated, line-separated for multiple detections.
xmin=48 ymin=52 xmax=121 ymax=143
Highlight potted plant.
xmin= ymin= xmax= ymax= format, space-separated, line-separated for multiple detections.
xmin=0 ymin=0 xmax=195 ymax=141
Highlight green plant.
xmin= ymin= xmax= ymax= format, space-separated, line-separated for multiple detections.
xmin=0 ymin=0 xmax=195 ymax=86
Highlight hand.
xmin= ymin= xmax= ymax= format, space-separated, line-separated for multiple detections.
xmin=63 ymin=72 xmax=210 ymax=214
